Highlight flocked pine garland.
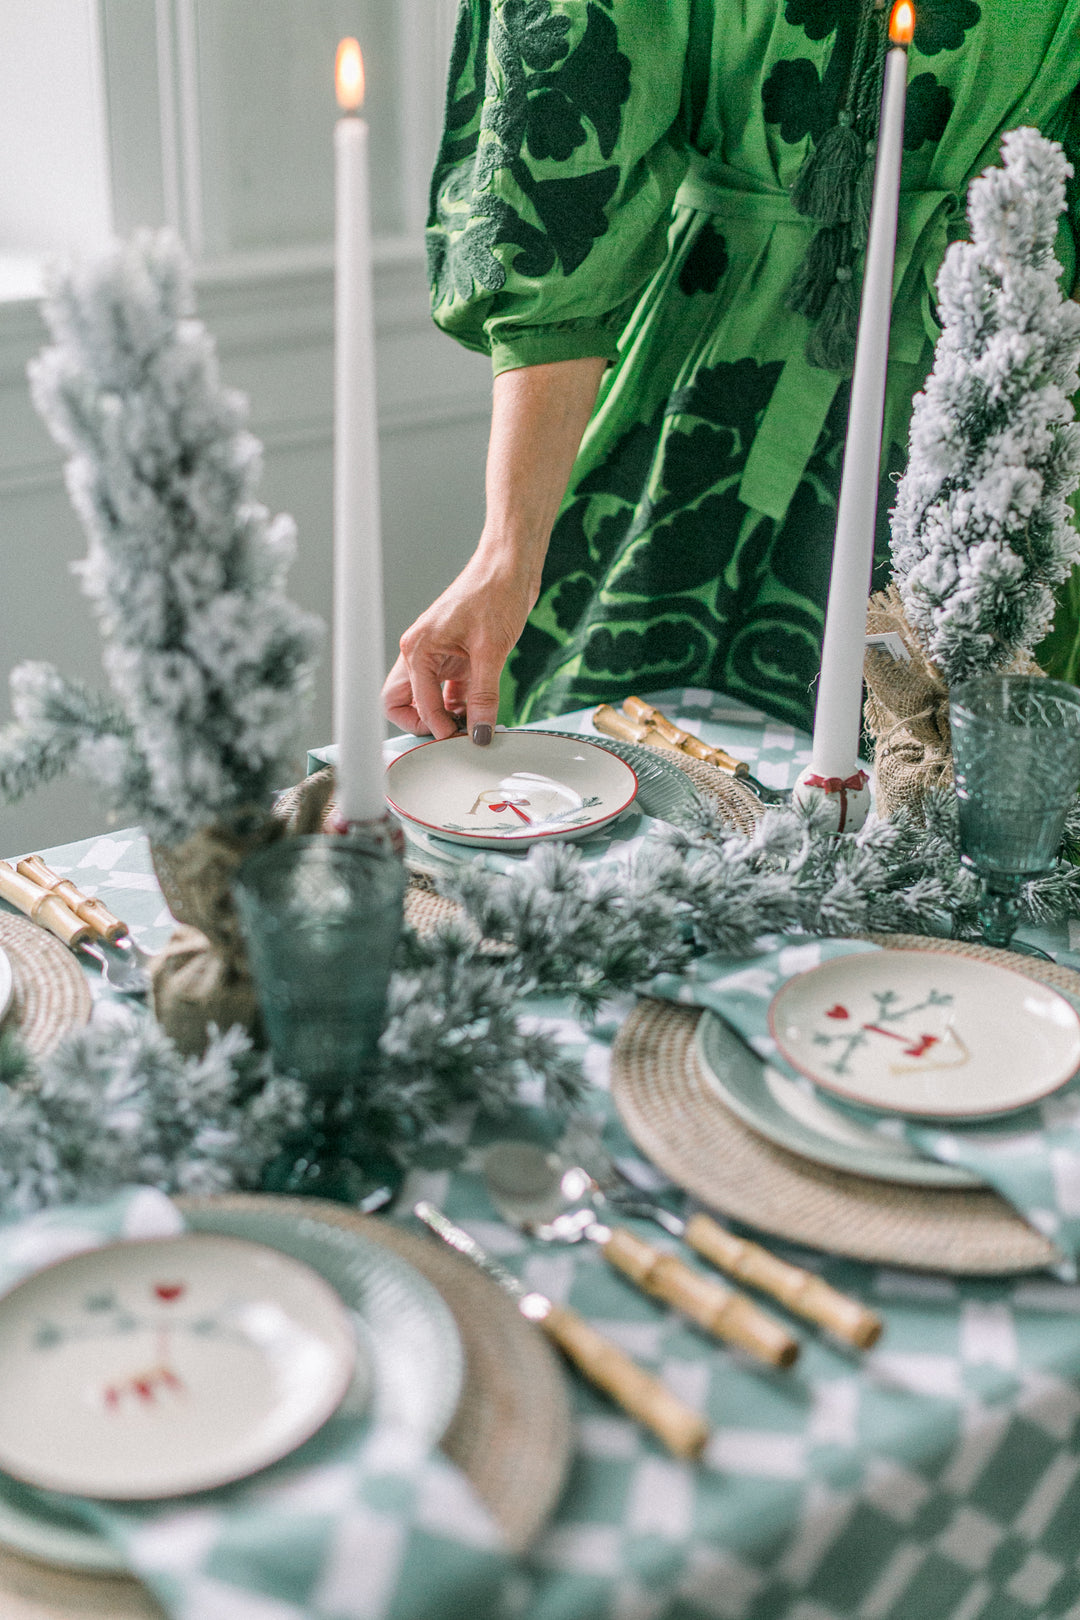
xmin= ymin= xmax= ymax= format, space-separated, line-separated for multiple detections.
xmin=891 ymin=127 xmax=1080 ymax=682
xmin=3 ymin=788 xmax=1080 ymax=1213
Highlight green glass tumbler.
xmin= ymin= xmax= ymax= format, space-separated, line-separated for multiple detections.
xmin=232 ymin=829 xmax=407 ymax=1203
xmin=949 ymin=675 xmax=1080 ymax=952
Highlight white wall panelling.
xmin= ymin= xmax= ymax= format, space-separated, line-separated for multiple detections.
xmin=0 ymin=1 xmax=115 ymax=254
xmin=0 ymin=0 xmax=492 ymax=855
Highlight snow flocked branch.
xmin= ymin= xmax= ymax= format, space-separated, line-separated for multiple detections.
xmin=891 ymin=127 xmax=1080 ymax=683
xmin=446 ymin=791 xmax=1080 ymax=984
xmin=0 ymin=230 xmax=322 ymax=845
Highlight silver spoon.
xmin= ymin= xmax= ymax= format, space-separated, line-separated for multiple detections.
xmin=482 ymin=1142 xmax=799 ymax=1366
xmin=487 ymin=1141 xmax=882 ymax=1352
xmin=78 ymin=936 xmax=153 ymax=997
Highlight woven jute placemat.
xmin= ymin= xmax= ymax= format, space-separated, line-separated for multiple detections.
xmin=658 ymin=749 xmax=765 ymax=832
xmin=0 ymin=1196 xmax=571 ymax=1618
xmin=611 ymin=934 xmax=1080 ymax=1276
xmin=0 ymin=912 xmax=92 ymax=1058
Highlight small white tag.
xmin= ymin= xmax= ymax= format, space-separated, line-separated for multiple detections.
xmin=865 ymin=630 xmax=911 ymax=664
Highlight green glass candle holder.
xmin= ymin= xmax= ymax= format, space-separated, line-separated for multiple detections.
xmin=232 ymin=825 xmax=407 ymax=1204
xmin=950 ymin=675 xmax=1080 ymax=954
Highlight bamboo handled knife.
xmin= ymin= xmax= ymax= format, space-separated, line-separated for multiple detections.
xmin=0 ymin=861 xmax=90 ymax=947
xmin=414 ymin=1202 xmax=710 ymax=1460
xmin=16 ymin=855 xmax=128 ymax=943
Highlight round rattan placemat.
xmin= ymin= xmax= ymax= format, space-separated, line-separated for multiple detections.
xmin=611 ymin=935 xmax=1080 ymax=1276
xmin=194 ymin=1198 xmax=572 ymax=1557
xmin=0 ymin=913 xmax=92 ymax=1058
xmin=0 ymin=1195 xmax=571 ymax=1618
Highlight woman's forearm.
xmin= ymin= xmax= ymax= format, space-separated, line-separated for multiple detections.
xmin=476 ymin=355 xmax=608 ymax=596
xmin=384 ymin=353 xmax=607 ymax=740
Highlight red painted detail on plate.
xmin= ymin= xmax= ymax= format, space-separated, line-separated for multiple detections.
xmin=153 ymin=1283 xmax=185 ymax=1302
xmin=825 ymin=1005 xmax=849 ymax=1020
xmin=104 ymin=1362 xmax=186 ymax=1412
xmin=863 ymin=1023 xmax=908 ymax=1043
xmin=862 ymin=1024 xmax=941 ymax=1059
xmin=489 ymin=798 xmax=532 ymax=823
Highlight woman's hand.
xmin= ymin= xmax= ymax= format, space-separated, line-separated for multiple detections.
xmin=382 ymin=553 xmax=539 ymax=743
xmin=383 ymin=354 xmax=608 ymax=743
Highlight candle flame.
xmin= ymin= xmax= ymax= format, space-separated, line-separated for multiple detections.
xmin=335 ymin=37 xmax=365 ymax=112
xmin=888 ymin=1 xmax=915 ymax=45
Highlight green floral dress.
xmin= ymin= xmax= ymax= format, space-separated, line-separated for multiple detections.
xmin=427 ymin=0 xmax=1080 ymax=731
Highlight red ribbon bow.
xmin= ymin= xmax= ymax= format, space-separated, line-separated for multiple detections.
xmin=490 ymin=799 xmax=532 ymax=824
xmin=802 ymin=770 xmax=869 ymax=833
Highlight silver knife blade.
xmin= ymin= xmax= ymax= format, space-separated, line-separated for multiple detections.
xmin=413 ymin=1201 xmax=551 ymax=1322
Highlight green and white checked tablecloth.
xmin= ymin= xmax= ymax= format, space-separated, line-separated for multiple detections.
xmin=6 ymin=690 xmax=1080 ymax=1620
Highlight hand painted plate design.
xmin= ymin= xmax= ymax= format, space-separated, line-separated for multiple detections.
xmin=0 ymin=1233 xmax=356 ymax=1500
xmin=400 ymin=732 xmax=701 ymax=875
xmin=0 ymin=1209 xmax=463 ymax=1573
xmin=693 ymin=1010 xmax=979 ymax=1187
xmin=769 ymin=949 xmax=1080 ymax=1119
xmin=386 ymin=730 xmax=638 ymax=848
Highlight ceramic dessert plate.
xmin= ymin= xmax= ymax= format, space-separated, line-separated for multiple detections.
xmin=0 ymin=1233 xmax=356 ymax=1500
xmin=769 ymin=949 xmax=1080 ymax=1119
xmin=0 ymin=1208 xmax=464 ymax=1574
xmin=399 ymin=732 xmax=702 ymax=875
xmin=386 ymin=729 xmax=638 ymax=849
xmin=693 ymin=1010 xmax=980 ymax=1187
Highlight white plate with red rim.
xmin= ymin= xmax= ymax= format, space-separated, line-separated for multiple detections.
xmin=0 ymin=1232 xmax=357 ymax=1500
xmin=386 ymin=729 xmax=639 ymax=849
xmin=768 ymin=949 xmax=1080 ymax=1120
xmin=0 ymin=1209 xmax=464 ymax=1572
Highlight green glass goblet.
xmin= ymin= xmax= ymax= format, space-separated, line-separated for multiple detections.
xmin=232 ymin=827 xmax=407 ymax=1204
xmin=949 ymin=675 xmax=1080 ymax=954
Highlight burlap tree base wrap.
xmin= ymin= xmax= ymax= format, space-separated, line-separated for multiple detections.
xmin=864 ymin=587 xmax=953 ymax=822
xmin=864 ymin=587 xmax=1043 ymax=821
xmin=150 ymin=807 xmax=286 ymax=1056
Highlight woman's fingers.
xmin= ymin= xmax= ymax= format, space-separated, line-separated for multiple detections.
xmin=465 ymin=645 xmax=503 ymax=745
xmin=382 ymin=653 xmax=427 ymax=734
xmin=442 ymin=678 xmax=469 ymax=718
xmin=386 ymin=561 xmax=532 ymax=739
xmin=409 ymin=657 xmax=461 ymax=741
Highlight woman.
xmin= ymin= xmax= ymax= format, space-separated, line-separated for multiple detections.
xmin=383 ymin=0 xmax=1080 ymax=746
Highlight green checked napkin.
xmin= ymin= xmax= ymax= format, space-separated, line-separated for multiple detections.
xmin=0 ymin=1190 xmax=511 ymax=1619
xmin=647 ymin=938 xmax=1080 ymax=1278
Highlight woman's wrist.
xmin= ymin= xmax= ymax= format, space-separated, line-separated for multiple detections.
xmin=473 ymin=526 xmax=549 ymax=603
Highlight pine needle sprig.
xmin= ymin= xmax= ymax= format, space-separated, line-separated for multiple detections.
xmin=0 ymin=1016 xmax=306 ymax=1219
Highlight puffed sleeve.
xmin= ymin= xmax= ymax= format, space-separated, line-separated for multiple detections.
xmin=1063 ymin=87 xmax=1080 ymax=295
xmin=427 ymin=0 xmax=694 ymax=374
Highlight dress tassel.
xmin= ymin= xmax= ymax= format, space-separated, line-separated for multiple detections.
xmin=787 ymin=224 xmax=847 ymax=321
xmin=852 ymin=145 xmax=877 ymax=242
xmin=806 ymin=269 xmax=860 ymax=372
xmin=790 ymin=116 xmax=862 ymax=226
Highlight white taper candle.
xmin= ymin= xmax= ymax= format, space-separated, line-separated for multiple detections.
xmin=797 ymin=2 xmax=914 ymax=829
xmin=333 ymin=38 xmax=387 ymax=824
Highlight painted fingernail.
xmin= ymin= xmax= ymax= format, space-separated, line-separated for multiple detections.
xmin=472 ymin=723 xmax=493 ymax=746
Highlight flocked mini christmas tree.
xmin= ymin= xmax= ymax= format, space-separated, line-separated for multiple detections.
xmin=891 ymin=127 xmax=1080 ymax=683
xmin=0 ymin=229 xmax=322 ymax=847
xmin=865 ymin=127 xmax=1080 ymax=818
xmin=0 ymin=229 xmax=324 ymax=1053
